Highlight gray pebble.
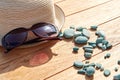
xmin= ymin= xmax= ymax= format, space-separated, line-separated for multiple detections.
xmin=74 ymin=36 xmax=88 ymax=44
xmin=63 ymin=29 xmax=74 ymax=38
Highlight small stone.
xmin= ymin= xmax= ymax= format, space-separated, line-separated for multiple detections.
xmin=84 ymin=52 xmax=92 ymax=59
xmin=73 ymin=61 xmax=84 ymax=68
xmin=84 ymin=48 xmax=93 ymax=53
xmin=58 ymin=32 xmax=63 ymax=38
xmin=83 ymin=45 xmax=93 ymax=50
xmin=74 ymin=31 xmax=82 ymax=38
xmin=76 ymin=26 xmax=84 ymax=31
xmin=113 ymin=74 xmax=120 ymax=80
xmin=74 ymin=36 xmax=88 ymax=44
xmin=78 ymin=69 xmax=86 ymax=75
xmin=82 ymin=29 xmax=90 ymax=39
xmin=101 ymin=45 xmax=107 ymax=50
xmin=88 ymin=42 xmax=96 ymax=48
xmin=102 ymin=40 xmax=109 ymax=45
xmin=63 ymin=29 xmax=74 ymax=38
xmin=95 ymin=30 xmax=105 ymax=38
xmin=105 ymin=53 xmax=111 ymax=58
xmin=90 ymin=26 xmax=98 ymax=30
xmin=96 ymin=37 xmax=104 ymax=45
xmin=106 ymin=43 xmax=112 ymax=49
xmin=73 ymin=46 xmax=79 ymax=53
xmin=96 ymin=63 xmax=102 ymax=69
xmin=100 ymin=67 xmax=104 ymax=71
xmin=114 ymin=67 xmax=118 ymax=72
xmin=89 ymin=63 xmax=96 ymax=67
xmin=85 ymin=61 xmax=90 ymax=64
xmin=118 ymin=60 xmax=120 ymax=65
xmin=104 ymin=69 xmax=111 ymax=77
xmin=70 ymin=25 xmax=75 ymax=29
xmin=86 ymin=66 xmax=95 ymax=76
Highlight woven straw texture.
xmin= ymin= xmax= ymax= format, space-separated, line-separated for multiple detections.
xmin=0 ymin=0 xmax=56 ymax=45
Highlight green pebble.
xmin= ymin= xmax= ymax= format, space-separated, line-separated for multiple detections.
xmin=70 ymin=25 xmax=75 ymax=29
xmin=97 ymin=43 xmax=103 ymax=48
xmin=84 ymin=52 xmax=92 ymax=59
xmin=86 ymin=66 xmax=95 ymax=76
xmin=96 ymin=63 xmax=102 ymax=69
xmin=83 ymin=45 xmax=93 ymax=49
xmin=101 ymin=45 xmax=107 ymax=50
xmin=100 ymin=67 xmax=104 ymax=71
xmin=90 ymin=26 xmax=98 ymax=30
xmin=63 ymin=29 xmax=74 ymax=38
xmin=73 ymin=61 xmax=84 ymax=68
xmin=105 ymin=53 xmax=111 ymax=58
xmin=113 ymin=74 xmax=120 ymax=80
xmin=88 ymin=42 xmax=96 ymax=48
xmin=89 ymin=63 xmax=96 ymax=67
xmin=74 ymin=36 xmax=88 ymax=44
xmin=73 ymin=46 xmax=79 ymax=52
xmin=82 ymin=29 xmax=90 ymax=38
xmin=85 ymin=61 xmax=90 ymax=64
xmin=95 ymin=30 xmax=105 ymax=38
xmin=84 ymin=48 xmax=93 ymax=53
xmin=96 ymin=37 xmax=104 ymax=45
xmin=106 ymin=43 xmax=112 ymax=49
xmin=83 ymin=64 xmax=89 ymax=71
xmin=104 ymin=69 xmax=111 ymax=77
xmin=78 ymin=69 xmax=86 ymax=75
xmin=114 ymin=67 xmax=118 ymax=72
xmin=118 ymin=60 xmax=120 ymax=65
xmin=102 ymin=40 xmax=108 ymax=45
xmin=74 ymin=31 xmax=82 ymax=38
xmin=76 ymin=26 xmax=84 ymax=31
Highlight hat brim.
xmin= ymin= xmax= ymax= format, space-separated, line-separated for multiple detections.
xmin=18 ymin=4 xmax=65 ymax=48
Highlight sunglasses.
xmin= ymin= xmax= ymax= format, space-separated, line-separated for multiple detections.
xmin=2 ymin=22 xmax=61 ymax=53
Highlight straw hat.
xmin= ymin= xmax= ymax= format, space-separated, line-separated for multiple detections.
xmin=0 ymin=0 xmax=65 ymax=47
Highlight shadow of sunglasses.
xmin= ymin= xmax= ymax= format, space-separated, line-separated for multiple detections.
xmin=2 ymin=22 xmax=61 ymax=53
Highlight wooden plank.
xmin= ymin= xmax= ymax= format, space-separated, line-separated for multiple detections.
xmin=56 ymin=0 xmax=112 ymax=16
xmin=63 ymin=0 xmax=120 ymax=29
xmin=0 ymin=17 xmax=119 ymax=80
xmin=0 ymin=0 xmax=120 ymax=80
xmin=47 ymin=44 xmax=120 ymax=80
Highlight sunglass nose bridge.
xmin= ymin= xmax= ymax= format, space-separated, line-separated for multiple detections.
xmin=26 ymin=31 xmax=38 ymax=41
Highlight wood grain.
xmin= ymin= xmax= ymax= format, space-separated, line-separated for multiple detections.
xmin=47 ymin=44 xmax=120 ymax=80
xmin=56 ymin=0 xmax=112 ymax=16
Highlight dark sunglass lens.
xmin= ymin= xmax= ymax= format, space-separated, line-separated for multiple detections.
xmin=32 ymin=22 xmax=57 ymax=37
xmin=2 ymin=28 xmax=27 ymax=49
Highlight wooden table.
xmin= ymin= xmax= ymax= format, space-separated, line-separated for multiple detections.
xmin=0 ymin=0 xmax=120 ymax=80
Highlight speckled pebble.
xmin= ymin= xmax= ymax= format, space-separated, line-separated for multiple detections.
xmin=88 ymin=42 xmax=96 ymax=48
xmin=63 ymin=29 xmax=74 ymax=38
xmin=83 ymin=45 xmax=93 ymax=50
xmin=104 ymin=69 xmax=111 ymax=77
xmin=78 ymin=69 xmax=86 ymax=75
xmin=74 ymin=36 xmax=88 ymax=44
xmin=84 ymin=52 xmax=92 ymax=59
xmin=100 ymin=67 xmax=104 ymax=71
xmin=95 ymin=30 xmax=105 ymax=38
xmin=90 ymin=26 xmax=98 ymax=30
xmin=82 ymin=29 xmax=90 ymax=38
xmin=86 ymin=66 xmax=95 ymax=76
xmin=73 ymin=46 xmax=79 ymax=52
xmin=74 ymin=31 xmax=82 ymax=38
xmin=76 ymin=26 xmax=84 ymax=31
xmin=96 ymin=63 xmax=102 ymax=69
xmin=84 ymin=48 xmax=93 ymax=53
xmin=73 ymin=61 xmax=84 ymax=68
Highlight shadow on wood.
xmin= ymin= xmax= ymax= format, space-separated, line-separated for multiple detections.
xmin=0 ymin=40 xmax=59 ymax=74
